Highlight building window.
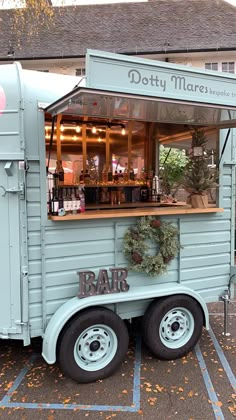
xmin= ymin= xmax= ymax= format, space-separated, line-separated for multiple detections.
xmin=75 ymin=68 xmax=85 ymax=76
xmin=205 ymin=63 xmax=218 ymax=71
xmin=222 ymin=62 xmax=235 ymax=74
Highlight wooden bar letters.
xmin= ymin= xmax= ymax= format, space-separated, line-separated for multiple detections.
xmin=77 ymin=268 xmax=130 ymax=298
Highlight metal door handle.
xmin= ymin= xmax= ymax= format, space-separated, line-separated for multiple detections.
xmin=0 ymin=185 xmax=24 ymax=197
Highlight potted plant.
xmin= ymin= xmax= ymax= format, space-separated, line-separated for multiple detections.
xmin=182 ymin=128 xmax=217 ymax=208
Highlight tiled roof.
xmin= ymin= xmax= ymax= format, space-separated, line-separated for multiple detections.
xmin=1 ymin=0 xmax=236 ymax=60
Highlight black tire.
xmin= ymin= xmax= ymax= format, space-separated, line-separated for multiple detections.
xmin=58 ymin=307 xmax=129 ymax=383
xmin=142 ymin=295 xmax=204 ymax=360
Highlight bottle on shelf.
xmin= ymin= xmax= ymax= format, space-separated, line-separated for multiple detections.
xmin=129 ymin=164 xmax=135 ymax=181
xmin=64 ymin=187 xmax=72 ymax=215
xmin=110 ymin=190 xmax=117 ymax=205
xmin=76 ymin=187 xmax=81 ymax=213
xmin=152 ymin=175 xmax=160 ymax=193
xmin=148 ymin=168 xmax=154 ymax=180
xmin=55 ymin=160 xmax=64 ymax=182
xmin=118 ymin=170 xmax=124 ymax=183
xmin=117 ymin=188 xmax=122 ymax=205
xmin=52 ymin=187 xmax=59 ymax=215
xmin=47 ymin=170 xmax=54 ymax=194
xmin=46 ymin=170 xmax=53 ymax=215
xmin=113 ymin=170 xmax=119 ymax=183
xmin=79 ymin=169 xmax=84 ymax=183
xmin=84 ymin=169 xmax=91 ymax=184
xmin=58 ymin=187 xmax=64 ymax=212
xmin=102 ymin=165 xmax=108 ymax=183
xmin=123 ymin=163 xmax=129 ymax=182
xmin=140 ymin=185 xmax=149 ymax=202
xmin=68 ymin=187 xmax=73 ymax=214
xmin=71 ymin=188 xmax=78 ymax=215
xmin=141 ymin=167 xmax=147 ymax=183
xmin=108 ymin=165 xmax=113 ymax=182
xmin=79 ymin=187 xmax=86 ymax=212
xmin=53 ymin=172 xmax=59 ymax=189
xmin=100 ymin=187 xmax=110 ymax=204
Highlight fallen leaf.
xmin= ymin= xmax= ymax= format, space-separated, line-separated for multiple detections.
xmin=144 ymin=382 xmax=152 ymax=387
xmin=228 ymin=406 xmax=236 ymax=414
xmin=214 ymin=401 xmax=223 ymax=407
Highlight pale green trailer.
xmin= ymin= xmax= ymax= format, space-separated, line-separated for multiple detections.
xmin=0 ymin=50 xmax=235 ymax=383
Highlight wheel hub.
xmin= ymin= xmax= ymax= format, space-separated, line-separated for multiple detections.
xmin=90 ymin=340 xmax=100 ymax=352
xmin=74 ymin=324 xmax=118 ymax=371
xmin=171 ymin=321 xmax=180 ymax=332
xmin=159 ymin=307 xmax=195 ymax=349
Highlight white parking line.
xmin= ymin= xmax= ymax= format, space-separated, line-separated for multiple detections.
xmin=195 ymin=344 xmax=225 ymax=420
xmin=209 ymin=327 xmax=236 ymax=391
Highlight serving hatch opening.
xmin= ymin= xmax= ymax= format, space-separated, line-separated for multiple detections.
xmin=44 ymin=82 xmax=235 ymax=216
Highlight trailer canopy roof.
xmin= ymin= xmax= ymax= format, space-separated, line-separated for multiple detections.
xmin=45 ymin=87 xmax=236 ymax=128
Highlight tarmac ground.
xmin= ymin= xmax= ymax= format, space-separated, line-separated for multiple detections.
xmin=0 ymin=297 xmax=235 ymax=420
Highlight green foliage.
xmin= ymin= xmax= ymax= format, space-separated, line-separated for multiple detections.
xmin=182 ymin=128 xmax=218 ymax=194
xmin=182 ymin=159 xmax=217 ymax=194
xmin=159 ymin=145 xmax=188 ymax=196
xmin=123 ymin=216 xmax=180 ymax=277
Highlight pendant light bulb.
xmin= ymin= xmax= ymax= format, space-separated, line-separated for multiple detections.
xmin=76 ymin=124 xmax=81 ymax=133
xmin=92 ymin=126 xmax=97 ymax=134
xmin=121 ymin=126 xmax=126 ymax=136
xmin=60 ymin=123 xmax=64 ymax=132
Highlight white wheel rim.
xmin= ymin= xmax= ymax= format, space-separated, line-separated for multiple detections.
xmin=159 ymin=307 xmax=195 ymax=349
xmin=74 ymin=324 xmax=118 ymax=371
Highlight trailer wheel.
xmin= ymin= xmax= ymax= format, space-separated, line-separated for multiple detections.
xmin=142 ymin=295 xmax=204 ymax=360
xmin=58 ymin=307 xmax=129 ymax=383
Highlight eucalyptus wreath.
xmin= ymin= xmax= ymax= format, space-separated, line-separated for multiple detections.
xmin=123 ymin=216 xmax=180 ymax=276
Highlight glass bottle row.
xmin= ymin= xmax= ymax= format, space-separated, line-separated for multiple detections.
xmin=48 ymin=186 xmax=85 ymax=216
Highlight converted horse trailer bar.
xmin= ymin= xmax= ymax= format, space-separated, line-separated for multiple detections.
xmin=0 ymin=50 xmax=235 ymax=383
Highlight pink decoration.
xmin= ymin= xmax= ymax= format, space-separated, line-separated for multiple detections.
xmin=0 ymin=85 xmax=6 ymax=115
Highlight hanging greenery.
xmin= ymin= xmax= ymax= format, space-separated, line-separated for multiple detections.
xmin=123 ymin=216 xmax=180 ymax=277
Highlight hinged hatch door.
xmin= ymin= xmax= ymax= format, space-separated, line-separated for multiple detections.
xmin=0 ymin=160 xmax=24 ymax=335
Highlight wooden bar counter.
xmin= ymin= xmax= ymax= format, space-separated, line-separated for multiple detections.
xmin=49 ymin=203 xmax=224 ymax=221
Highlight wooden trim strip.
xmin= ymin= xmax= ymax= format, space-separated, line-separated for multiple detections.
xmin=49 ymin=207 xmax=224 ymax=221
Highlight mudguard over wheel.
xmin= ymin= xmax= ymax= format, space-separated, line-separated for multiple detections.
xmin=142 ymin=295 xmax=204 ymax=360
xmin=58 ymin=307 xmax=129 ymax=383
